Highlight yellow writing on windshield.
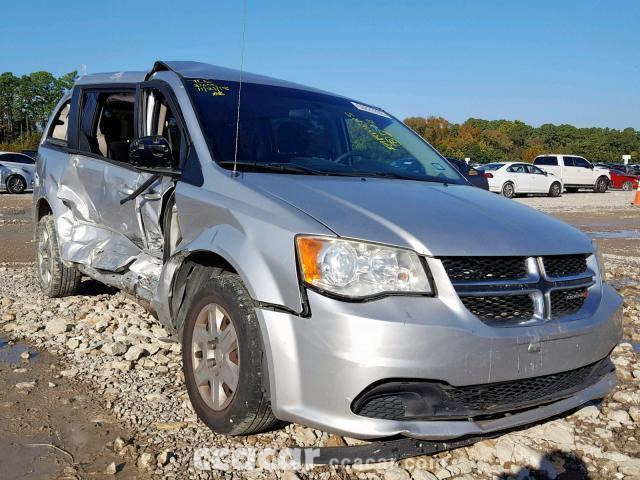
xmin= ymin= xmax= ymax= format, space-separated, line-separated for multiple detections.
xmin=346 ymin=112 xmax=401 ymax=151
xmin=192 ymin=79 xmax=230 ymax=97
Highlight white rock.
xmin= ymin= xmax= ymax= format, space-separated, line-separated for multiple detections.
xmin=16 ymin=381 xmax=36 ymax=389
xmin=102 ymin=342 xmax=128 ymax=356
xmin=466 ymin=440 xmax=496 ymax=462
xmin=572 ymin=404 xmax=601 ymax=421
xmin=512 ymin=443 xmax=559 ymax=479
xmin=281 ymin=472 xmax=301 ymax=480
xmin=434 ymin=468 xmax=451 ymax=479
xmin=384 ymin=467 xmax=410 ymax=480
xmin=60 ymin=368 xmax=78 ymax=378
xmin=411 ymin=470 xmax=438 ymax=480
xmin=618 ymin=459 xmax=640 ymax=476
xmin=124 ymin=345 xmax=145 ymax=361
xmin=293 ymin=426 xmax=316 ymax=445
xmin=612 ymin=390 xmax=640 ymax=406
xmin=112 ymin=361 xmax=132 ymax=372
xmin=66 ymin=338 xmax=80 ymax=350
xmin=104 ymin=462 xmax=117 ymax=474
xmin=137 ymin=452 xmax=154 ymax=470
xmin=629 ymin=406 xmax=640 ymax=422
xmin=540 ymin=420 xmax=575 ymax=448
xmin=607 ymin=409 xmax=632 ymax=424
xmin=495 ymin=438 xmax=515 ymax=465
xmin=45 ymin=318 xmax=71 ymax=334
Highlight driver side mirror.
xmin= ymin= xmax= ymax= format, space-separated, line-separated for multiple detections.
xmin=129 ymin=136 xmax=174 ymax=170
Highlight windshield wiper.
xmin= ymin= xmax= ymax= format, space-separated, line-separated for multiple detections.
xmin=218 ymin=161 xmax=325 ymax=175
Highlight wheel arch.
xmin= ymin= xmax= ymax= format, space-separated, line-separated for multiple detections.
xmin=35 ymin=197 xmax=53 ymax=222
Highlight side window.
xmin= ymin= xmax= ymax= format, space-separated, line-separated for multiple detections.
xmin=563 ymin=156 xmax=575 ymax=167
xmin=47 ymin=101 xmax=71 ymax=145
xmin=7 ymin=154 xmax=35 ymax=165
xmin=534 ymin=156 xmax=558 ymax=166
xmin=507 ymin=164 xmax=526 ymax=173
xmin=142 ymin=88 xmax=185 ymax=166
xmin=78 ymin=90 xmax=135 ymax=163
xmin=573 ymin=157 xmax=589 ymax=168
xmin=527 ymin=165 xmax=545 ymax=174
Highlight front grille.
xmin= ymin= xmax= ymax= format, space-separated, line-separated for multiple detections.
xmin=444 ymin=360 xmax=600 ymax=412
xmin=441 ymin=255 xmax=593 ymax=325
xmin=460 ymin=295 xmax=533 ymax=323
xmin=543 ymin=254 xmax=588 ymax=277
xmin=440 ymin=257 xmax=527 ymax=282
xmin=353 ymin=358 xmax=613 ymax=421
xmin=551 ymin=288 xmax=587 ymax=317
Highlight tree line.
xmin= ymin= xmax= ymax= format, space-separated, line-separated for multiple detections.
xmin=1 ymin=69 xmax=638 ymax=164
xmin=404 ymin=116 xmax=640 ymax=164
xmin=0 ymin=70 xmax=76 ymax=150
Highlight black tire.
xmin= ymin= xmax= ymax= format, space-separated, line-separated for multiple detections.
xmin=182 ymin=270 xmax=277 ymax=435
xmin=565 ymin=187 xmax=579 ymax=193
xmin=548 ymin=182 xmax=562 ymax=197
xmin=6 ymin=175 xmax=26 ymax=194
xmin=36 ymin=215 xmax=81 ymax=297
xmin=594 ymin=177 xmax=608 ymax=193
xmin=501 ymin=182 xmax=515 ymax=198
xmin=622 ymin=181 xmax=634 ymax=191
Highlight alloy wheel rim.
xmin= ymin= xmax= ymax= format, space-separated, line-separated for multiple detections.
xmin=191 ymin=303 xmax=239 ymax=411
xmin=623 ymin=182 xmax=632 ymax=191
xmin=37 ymin=228 xmax=51 ymax=287
xmin=504 ymin=184 xmax=513 ymax=197
xmin=9 ymin=177 xmax=24 ymax=193
xmin=552 ymin=184 xmax=560 ymax=195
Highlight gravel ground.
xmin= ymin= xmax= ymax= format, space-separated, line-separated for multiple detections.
xmin=0 ymin=191 xmax=638 ymax=480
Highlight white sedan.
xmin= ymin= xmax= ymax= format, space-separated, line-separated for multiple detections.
xmin=478 ymin=162 xmax=563 ymax=198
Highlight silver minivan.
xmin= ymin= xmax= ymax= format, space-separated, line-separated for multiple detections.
xmin=35 ymin=61 xmax=623 ymax=440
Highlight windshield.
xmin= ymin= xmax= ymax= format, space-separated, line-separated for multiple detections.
xmin=185 ymin=79 xmax=464 ymax=184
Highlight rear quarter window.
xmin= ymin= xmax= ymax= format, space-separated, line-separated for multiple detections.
xmin=47 ymin=100 xmax=71 ymax=146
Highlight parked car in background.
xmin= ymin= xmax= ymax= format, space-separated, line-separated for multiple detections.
xmin=0 ymin=151 xmax=35 ymax=193
xmin=609 ymin=169 xmax=639 ymax=191
xmin=533 ymin=154 xmax=610 ymax=193
xmin=477 ymin=162 xmax=562 ymax=198
xmin=446 ymin=157 xmax=489 ymax=189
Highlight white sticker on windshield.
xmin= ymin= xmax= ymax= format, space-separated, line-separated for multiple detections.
xmin=351 ymin=102 xmax=390 ymax=118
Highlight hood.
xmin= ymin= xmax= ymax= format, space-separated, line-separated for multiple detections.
xmin=243 ymin=174 xmax=594 ymax=257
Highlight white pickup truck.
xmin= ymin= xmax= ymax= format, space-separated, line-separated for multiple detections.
xmin=533 ymin=154 xmax=610 ymax=193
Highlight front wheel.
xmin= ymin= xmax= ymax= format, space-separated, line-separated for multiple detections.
xmin=594 ymin=177 xmax=608 ymax=193
xmin=36 ymin=215 xmax=81 ymax=297
xmin=501 ymin=182 xmax=515 ymax=198
xmin=548 ymin=182 xmax=562 ymax=197
xmin=622 ymin=181 xmax=634 ymax=191
xmin=182 ymin=272 xmax=277 ymax=435
xmin=6 ymin=175 xmax=26 ymax=194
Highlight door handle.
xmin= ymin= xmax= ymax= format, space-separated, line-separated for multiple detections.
xmin=118 ymin=188 xmax=134 ymax=196
xmin=143 ymin=193 xmax=162 ymax=201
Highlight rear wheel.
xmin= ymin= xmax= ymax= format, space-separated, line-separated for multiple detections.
xmin=622 ymin=181 xmax=634 ymax=191
xmin=36 ymin=215 xmax=81 ymax=297
xmin=182 ymin=271 xmax=277 ymax=435
xmin=6 ymin=175 xmax=26 ymax=194
xmin=501 ymin=182 xmax=515 ymax=198
xmin=548 ymin=182 xmax=562 ymax=197
xmin=594 ymin=177 xmax=608 ymax=193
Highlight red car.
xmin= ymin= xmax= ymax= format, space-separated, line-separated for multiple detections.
xmin=610 ymin=169 xmax=639 ymax=190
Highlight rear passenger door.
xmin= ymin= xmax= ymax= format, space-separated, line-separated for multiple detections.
xmin=506 ymin=164 xmax=532 ymax=192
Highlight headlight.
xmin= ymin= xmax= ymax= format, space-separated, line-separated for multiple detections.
xmin=296 ymin=236 xmax=432 ymax=298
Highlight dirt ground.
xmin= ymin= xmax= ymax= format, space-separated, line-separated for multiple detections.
xmin=0 ymin=189 xmax=638 ymax=480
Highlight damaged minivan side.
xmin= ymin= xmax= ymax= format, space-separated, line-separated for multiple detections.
xmin=35 ymin=61 xmax=623 ymax=440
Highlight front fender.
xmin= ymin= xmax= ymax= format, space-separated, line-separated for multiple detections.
xmin=152 ymin=180 xmax=333 ymax=331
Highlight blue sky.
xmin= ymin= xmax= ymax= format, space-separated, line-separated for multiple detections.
xmin=1 ymin=0 xmax=638 ymax=129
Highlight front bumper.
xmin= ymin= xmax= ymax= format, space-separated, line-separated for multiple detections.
xmin=256 ymin=277 xmax=623 ymax=440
